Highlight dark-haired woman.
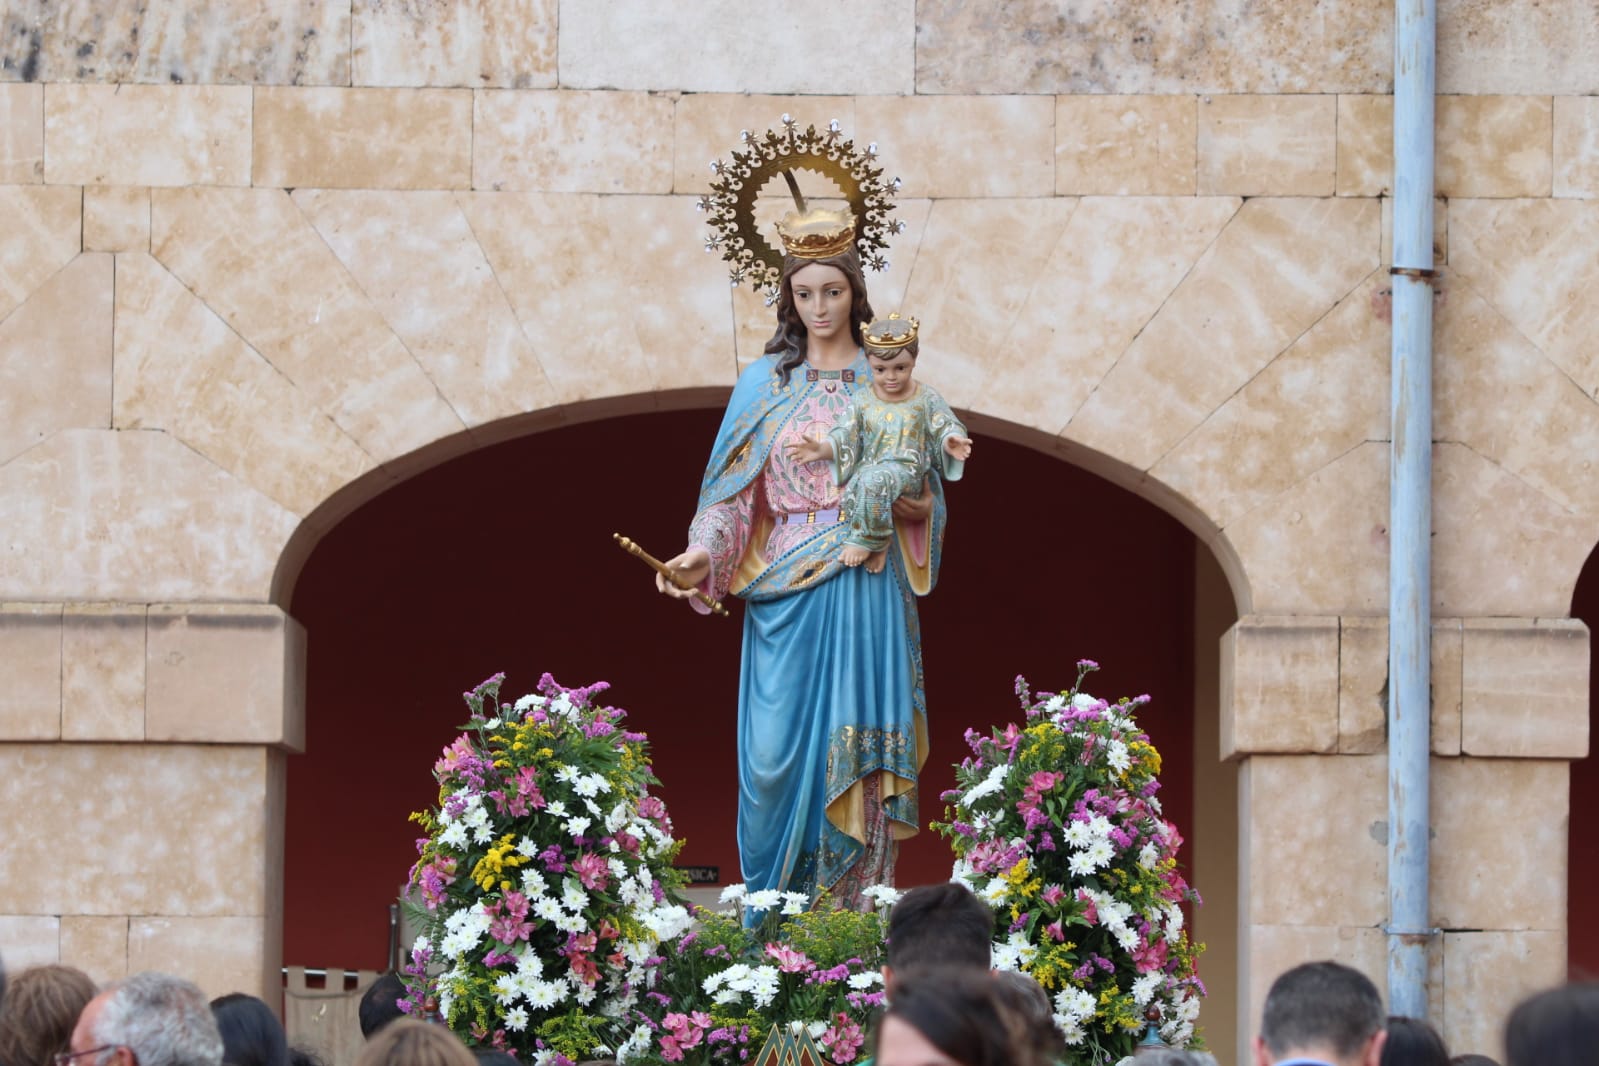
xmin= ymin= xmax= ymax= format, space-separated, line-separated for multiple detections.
xmin=210 ymin=993 xmax=289 ymax=1066
xmin=658 ymin=215 xmax=943 ymax=910
xmin=872 ymin=967 xmax=1040 ymax=1066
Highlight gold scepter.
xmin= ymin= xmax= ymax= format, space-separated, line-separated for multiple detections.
xmin=614 ymin=534 xmax=729 ymax=618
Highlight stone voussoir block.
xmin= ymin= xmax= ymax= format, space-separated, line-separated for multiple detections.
xmin=1460 ymin=618 xmax=1588 ymax=758
xmin=1221 ymin=615 xmax=1340 ymax=758
xmin=145 ymin=604 xmax=306 ymax=749
xmin=1198 ymin=94 xmax=1336 ymax=197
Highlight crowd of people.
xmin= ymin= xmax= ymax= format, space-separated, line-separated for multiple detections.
xmin=1 ymin=883 xmax=1595 ymax=1066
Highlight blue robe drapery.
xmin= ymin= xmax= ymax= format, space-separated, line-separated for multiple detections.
xmin=690 ymin=353 xmax=942 ymax=900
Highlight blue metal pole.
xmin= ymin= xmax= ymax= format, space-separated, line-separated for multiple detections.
xmin=1388 ymin=0 xmax=1437 ymax=1021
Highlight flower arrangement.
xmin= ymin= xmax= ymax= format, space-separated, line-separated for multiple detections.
xmin=615 ymin=887 xmax=895 ymax=1066
xmin=403 ymin=673 xmax=693 ymax=1063
xmin=933 ymin=661 xmax=1205 ymax=1063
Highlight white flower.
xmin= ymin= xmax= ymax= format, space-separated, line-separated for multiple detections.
xmin=1132 ymin=972 xmax=1163 ymax=1007
xmin=781 ymin=891 xmax=809 ymax=915
xmin=514 ymin=693 xmax=545 ymax=713
xmin=847 ymin=971 xmax=883 ymax=990
xmin=980 ymin=879 xmax=1010 ymax=906
xmin=572 ymin=982 xmax=597 ymax=1006
xmin=562 ymin=879 xmax=589 ymax=912
xmin=1138 ymin=841 xmax=1160 ymax=869
xmin=550 ymin=693 xmax=578 ymax=719
xmin=504 ymin=1006 xmax=529 ymax=1032
xmin=1062 ymin=821 xmax=1093 ymax=848
xmin=750 ymin=966 xmax=781 ymax=1008
xmin=1163 ymin=902 xmax=1185 ymax=938
xmin=575 ymin=773 xmax=612 ymax=798
xmin=1087 ymin=814 xmax=1114 ymax=840
xmin=806 ymin=1021 xmax=828 ymax=1040
xmin=640 ymin=904 xmax=693 ymax=941
xmin=545 ymin=800 xmax=568 ymax=818
xmin=566 ymin=816 xmax=593 ymax=839
xmin=1044 ymin=694 xmax=1068 ymax=713
xmin=616 ymin=1025 xmax=653 ymax=1065
xmin=719 ymin=883 xmax=748 ymax=904
xmin=958 ymin=762 xmax=1011 ymax=807
xmin=534 ymin=896 xmax=564 ymax=921
xmin=712 ymin=989 xmax=739 ymax=1005
xmin=438 ymin=821 xmax=469 ymax=849
xmin=528 ymin=980 xmax=565 ymax=1009
xmin=583 ymin=798 xmax=603 ymax=817
xmin=1068 ymin=850 xmax=1098 ymax=877
xmin=515 ymin=952 xmax=544 ymax=979
xmin=515 ymin=836 xmax=541 ymax=858
xmin=472 ymin=824 xmax=494 ymax=845
xmin=521 ymin=868 xmax=549 ymax=897
xmin=702 ymin=971 xmax=728 ymax=995
xmin=606 ymin=802 xmax=629 ymax=834
xmin=1055 ymin=986 xmax=1096 ymax=1023
xmin=1106 ymin=739 xmax=1131 ymax=773
xmin=1115 ymin=925 xmax=1141 ymax=952
xmin=745 ymin=889 xmax=783 ymax=911
xmin=1071 ymin=692 xmax=1098 ymax=710
xmin=723 ymin=964 xmax=754 ymax=993
xmin=862 ymin=884 xmax=903 ymax=908
xmin=1084 ymin=838 xmax=1115 ymax=870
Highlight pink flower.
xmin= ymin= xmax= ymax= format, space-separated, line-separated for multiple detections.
xmin=820 ymin=1014 xmax=865 ymax=1063
xmin=1077 ymin=889 xmax=1099 ymax=924
xmin=659 ymin=1036 xmax=683 ymax=1062
xmin=572 ymin=851 xmax=611 ymax=891
xmin=764 ymin=942 xmax=816 ymax=973
xmin=1041 ymin=884 xmax=1066 ymax=906
xmin=1044 ymin=920 xmax=1066 ymax=942
xmin=1134 ymin=937 xmax=1170 ymax=974
xmin=1029 ymin=770 xmax=1065 ymax=794
xmin=434 ymin=735 xmax=475 ymax=776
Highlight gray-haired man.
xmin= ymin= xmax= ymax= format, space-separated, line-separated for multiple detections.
xmin=64 ymin=972 xmax=223 ymax=1066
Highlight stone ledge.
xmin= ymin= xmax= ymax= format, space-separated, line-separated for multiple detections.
xmin=146 ymin=604 xmax=307 ymax=749
xmin=1460 ymin=618 xmax=1589 ymax=757
xmin=1220 ymin=615 xmax=1340 ymax=758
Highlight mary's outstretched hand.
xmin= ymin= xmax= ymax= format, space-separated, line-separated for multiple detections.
xmin=655 ymin=549 xmax=712 ymax=600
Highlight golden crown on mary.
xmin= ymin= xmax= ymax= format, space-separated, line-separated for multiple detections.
xmin=697 ymin=115 xmax=903 ymax=302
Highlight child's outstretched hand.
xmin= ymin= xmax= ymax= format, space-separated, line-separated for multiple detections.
xmin=945 ymin=434 xmax=973 ymax=461
xmin=786 ymin=432 xmax=832 ymax=464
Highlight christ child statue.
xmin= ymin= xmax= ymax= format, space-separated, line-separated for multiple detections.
xmin=786 ymin=313 xmax=972 ymax=573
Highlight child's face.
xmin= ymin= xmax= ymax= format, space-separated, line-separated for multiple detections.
xmin=868 ymin=349 xmax=916 ymax=397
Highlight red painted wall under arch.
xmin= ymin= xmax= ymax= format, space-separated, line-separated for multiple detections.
xmin=284 ymin=407 xmax=1204 ymax=968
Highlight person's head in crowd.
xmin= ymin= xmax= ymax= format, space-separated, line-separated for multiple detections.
xmin=1503 ymin=981 xmax=1599 ymax=1066
xmin=0 ymin=964 xmax=97 ymax=1066
xmin=357 ymin=975 xmax=406 ymax=1040
xmin=1254 ymin=960 xmax=1386 ymax=1066
xmin=1137 ymin=1052 xmax=1220 ymax=1066
xmin=353 ymin=1020 xmax=473 ymax=1066
xmin=883 ymin=883 xmax=994 ymax=985
xmin=871 ymin=966 xmax=1040 ymax=1066
xmin=286 ymin=1048 xmax=325 ymax=1066
xmin=208 ymin=994 xmax=288 ymax=1066
xmin=471 ymin=1049 xmax=520 ymax=1066
xmin=1382 ymin=1016 xmax=1448 ymax=1066
xmin=1449 ymin=1056 xmax=1500 ymax=1066
xmin=70 ymin=972 xmax=223 ymax=1066
xmin=989 ymin=969 xmax=1065 ymax=1065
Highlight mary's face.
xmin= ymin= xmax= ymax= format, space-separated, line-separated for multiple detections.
xmin=789 ymin=262 xmax=852 ymax=341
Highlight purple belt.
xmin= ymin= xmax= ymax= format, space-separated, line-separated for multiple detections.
xmin=776 ymin=509 xmax=840 ymax=526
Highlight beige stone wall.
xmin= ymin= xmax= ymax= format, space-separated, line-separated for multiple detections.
xmin=4 ymin=2 xmax=1599 ymax=1062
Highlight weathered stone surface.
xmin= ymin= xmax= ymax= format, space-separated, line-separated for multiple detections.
xmin=1197 ymin=94 xmax=1336 ymax=196
xmin=1056 ymin=95 xmax=1197 ymax=196
xmin=1335 ymin=617 xmax=1472 ymax=757
xmin=1434 ymin=281 xmax=1599 ymax=518
xmin=129 ymin=916 xmax=275 ymax=1002
xmin=1434 ymin=619 xmax=1465 ymax=757
xmin=1449 ymin=198 xmax=1599 ymax=400
xmin=1151 ymin=272 xmax=1388 ymax=529
xmin=474 ymin=90 xmax=675 ymax=193
xmin=1067 ymin=197 xmax=1380 ymax=472
xmin=558 ymin=0 xmax=914 ymax=94
xmin=146 ymin=605 xmax=306 ymax=749
xmin=1437 ymin=1 xmax=1599 ymax=94
xmin=84 ymin=186 xmax=150 ymax=253
xmin=0 ymin=916 xmax=60 ymax=969
xmin=0 ymin=0 xmax=350 ymax=85
xmin=981 ymin=196 xmax=1239 ymax=438
xmin=0 ymin=82 xmax=42 ymax=182
xmin=460 ymin=193 xmax=734 ymax=403
xmin=1220 ymin=617 xmax=1339 ymax=758
xmin=0 ymin=186 xmax=81 ymax=323
xmin=0 ymin=430 xmax=297 ymax=603
xmin=900 ymin=198 xmax=1080 ymax=411
xmin=352 ymin=0 xmax=558 ymax=88
xmin=61 ymin=605 xmax=146 ymax=742
xmin=151 ymin=187 xmax=466 ymax=464
xmin=1433 ymin=442 xmax=1594 ymax=617
xmin=254 ymin=87 xmax=473 ymax=190
xmin=0 ymin=603 xmax=61 ymax=740
xmin=0 ymin=254 xmax=112 ymax=467
xmin=672 ymin=96 xmax=857 ymax=196
xmin=1433 ymin=758 xmax=1568 ymax=929
xmin=1241 ymin=755 xmax=1386 ymax=925
xmin=1437 ymin=96 xmax=1552 ymax=198
xmin=1225 ymin=441 xmax=1389 ymax=616
xmin=1460 ymin=619 xmax=1589 ymax=758
xmin=114 ymin=253 xmax=373 ymax=515
xmin=1337 ymin=94 xmax=1391 ymax=196
xmin=60 ymin=915 xmax=130 ymax=986
xmin=0 ymin=743 xmax=276 ymax=915
xmin=1555 ymin=95 xmax=1599 ymax=198
xmin=296 ymin=189 xmax=558 ymax=428
xmin=43 ymin=84 xmax=251 ymax=186
xmin=915 ymin=0 xmax=1390 ymax=95
xmin=854 ymin=95 xmax=1055 ymax=198
xmin=1440 ymin=931 xmax=1567 ymax=1062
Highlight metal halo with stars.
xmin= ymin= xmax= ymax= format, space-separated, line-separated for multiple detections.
xmin=696 ymin=115 xmax=905 ymax=304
